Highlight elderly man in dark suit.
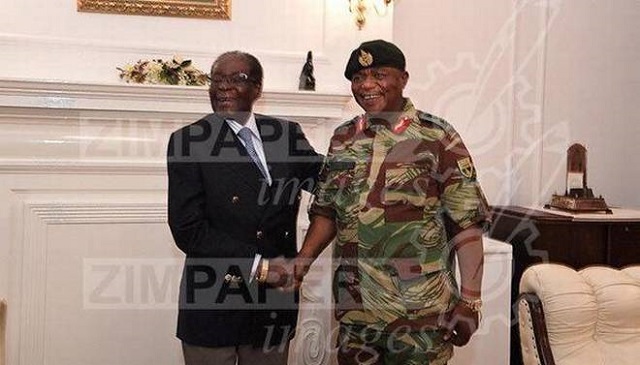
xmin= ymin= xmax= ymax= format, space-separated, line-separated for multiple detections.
xmin=167 ymin=51 xmax=322 ymax=365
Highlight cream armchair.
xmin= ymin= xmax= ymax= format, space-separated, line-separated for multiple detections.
xmin=517 ymin=263 xmax=640 ymax=365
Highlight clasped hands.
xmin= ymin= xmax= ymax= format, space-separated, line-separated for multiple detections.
xmin=258 ymin=256 xmax=312 ymax=291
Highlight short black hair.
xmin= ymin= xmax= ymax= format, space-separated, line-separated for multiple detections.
xmin=212 ymin=51 xmax=263 ymax=85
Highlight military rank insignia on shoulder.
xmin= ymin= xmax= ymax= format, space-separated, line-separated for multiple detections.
xmin=336 ymin=116 xmax=359 ymax=130
xmin=418 ymin=111 xmax=450 ymax=130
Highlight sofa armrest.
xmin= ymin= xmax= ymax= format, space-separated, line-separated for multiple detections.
xmin=517 ymin=293 xmax=555 ymax=365
xmin=1 ymin=298 xmax=6 ymax=365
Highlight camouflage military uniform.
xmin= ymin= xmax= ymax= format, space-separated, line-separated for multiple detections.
xmin=310 ymin=99 xmax=490 ymax=364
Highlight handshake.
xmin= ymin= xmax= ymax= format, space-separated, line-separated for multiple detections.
xmin=255 ymin=255 xmax=314 ymax=291
xmin=254 ymin=255 xmax=426 ymax=290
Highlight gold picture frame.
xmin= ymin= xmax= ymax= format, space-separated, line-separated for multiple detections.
xmin=77 ymin=0 xmax=231 ymax=20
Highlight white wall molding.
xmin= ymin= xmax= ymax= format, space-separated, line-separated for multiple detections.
xmin=8 ymin=189 xmax=168 ymax=365
xmin=0 ymin=160 xmax=165 ymax=175
xmin=28 ymin=202 xmax=166 ymax=224
xmin=0 ymin=33 xmax=333 ymax=66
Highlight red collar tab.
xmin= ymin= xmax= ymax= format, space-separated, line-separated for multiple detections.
xmin=356 ymin=115 xmax=412 ymax=135
xmin=355 ymin=115 xmax=367 ymax=134
xmin=392 ymin=117 xmax=412 ymax=134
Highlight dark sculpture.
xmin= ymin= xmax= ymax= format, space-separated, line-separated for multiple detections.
xmin=545 ymin=143 xmax=611 ymax=213
xmin=299 ymin=51 xmax=316 ymax=91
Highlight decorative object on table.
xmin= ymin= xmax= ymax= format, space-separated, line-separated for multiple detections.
xmin=77 ymin=0 xmax=231 ymax=20
xmin=117 ymin=56 xmax=209 ymax=86
xmin=298 ymin=51 xmax=316 ymax=91
xmin=545 ymin=143 xmax=611 ymax=213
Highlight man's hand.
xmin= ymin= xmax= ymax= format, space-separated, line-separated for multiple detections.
xmin=261 ymin=256 xmax=294 ymax=288
xmin=290 ymin=214 xmax=337 ymax=290
xmin=291 ymin=255 xmax=315 ymax=290
xmin=442 ymin=301 xmax=480 ymax=347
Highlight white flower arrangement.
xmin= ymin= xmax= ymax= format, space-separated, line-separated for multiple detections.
xmin=117 ymin=56 xmax=209 ymax=86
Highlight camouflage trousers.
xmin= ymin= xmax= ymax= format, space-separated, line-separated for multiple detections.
xmin=336 ymin=323 xmax=453 ymax=365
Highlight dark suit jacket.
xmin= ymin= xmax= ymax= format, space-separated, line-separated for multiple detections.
xmin=167 ymin=113 xmax=322 ymax=348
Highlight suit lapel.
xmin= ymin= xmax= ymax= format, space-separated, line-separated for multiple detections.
xmin=257 ymin=116 xmax=286 ymax=183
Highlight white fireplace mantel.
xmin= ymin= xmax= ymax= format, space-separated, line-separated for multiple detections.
xmin=0 ymin=78 xmax=352 ymax=119
xmin=0 ymin=78 xmax=352 ymax=176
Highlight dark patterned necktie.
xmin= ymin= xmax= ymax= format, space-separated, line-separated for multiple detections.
xmin=237 ymin=127 xmax=269 ymax=180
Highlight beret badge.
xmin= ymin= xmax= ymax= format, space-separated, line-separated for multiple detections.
xmin=358 ymin=49 xmax=373 ymax=67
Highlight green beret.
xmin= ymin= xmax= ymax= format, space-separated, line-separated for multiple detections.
xmin=344 ymin=39 xmax=406 ymax=80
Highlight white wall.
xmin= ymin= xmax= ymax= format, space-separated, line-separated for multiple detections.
xmin=394 ymin=0 xmax=517 ymax=207
xmin=541 ymin=0 xmax=640 ymax=208
xmin=396 ymin=0 xmax=640 ymax=209
xmin=0 ymin=0 xmax=392 ymax=93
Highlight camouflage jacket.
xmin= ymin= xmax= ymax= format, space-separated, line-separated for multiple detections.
xmin=309 ymin=99 xmax=490 ymax=330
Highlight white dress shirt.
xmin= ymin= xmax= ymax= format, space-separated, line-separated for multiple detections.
xmin=225 ymin=115 xmax=272 ymax=186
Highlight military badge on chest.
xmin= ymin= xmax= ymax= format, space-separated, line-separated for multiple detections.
xmin=457 ymin=157 xmax=475 ymax=178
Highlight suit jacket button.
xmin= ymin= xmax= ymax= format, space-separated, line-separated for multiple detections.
xmin=256 ymin=231 xmax=264 ymax=240
xmin=231 ymin=196 xmax=240 ymax=204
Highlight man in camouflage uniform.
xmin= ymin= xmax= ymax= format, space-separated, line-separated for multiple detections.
xmin=295 ymin=40 xmax=490 ymax=364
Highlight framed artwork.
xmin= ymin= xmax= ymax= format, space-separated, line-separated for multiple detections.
xmin=77 ymin=0 xmax=231 ymax=20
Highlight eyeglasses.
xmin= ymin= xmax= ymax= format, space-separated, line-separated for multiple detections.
xmin=209 ymin=72 xmax=257 ymax=86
